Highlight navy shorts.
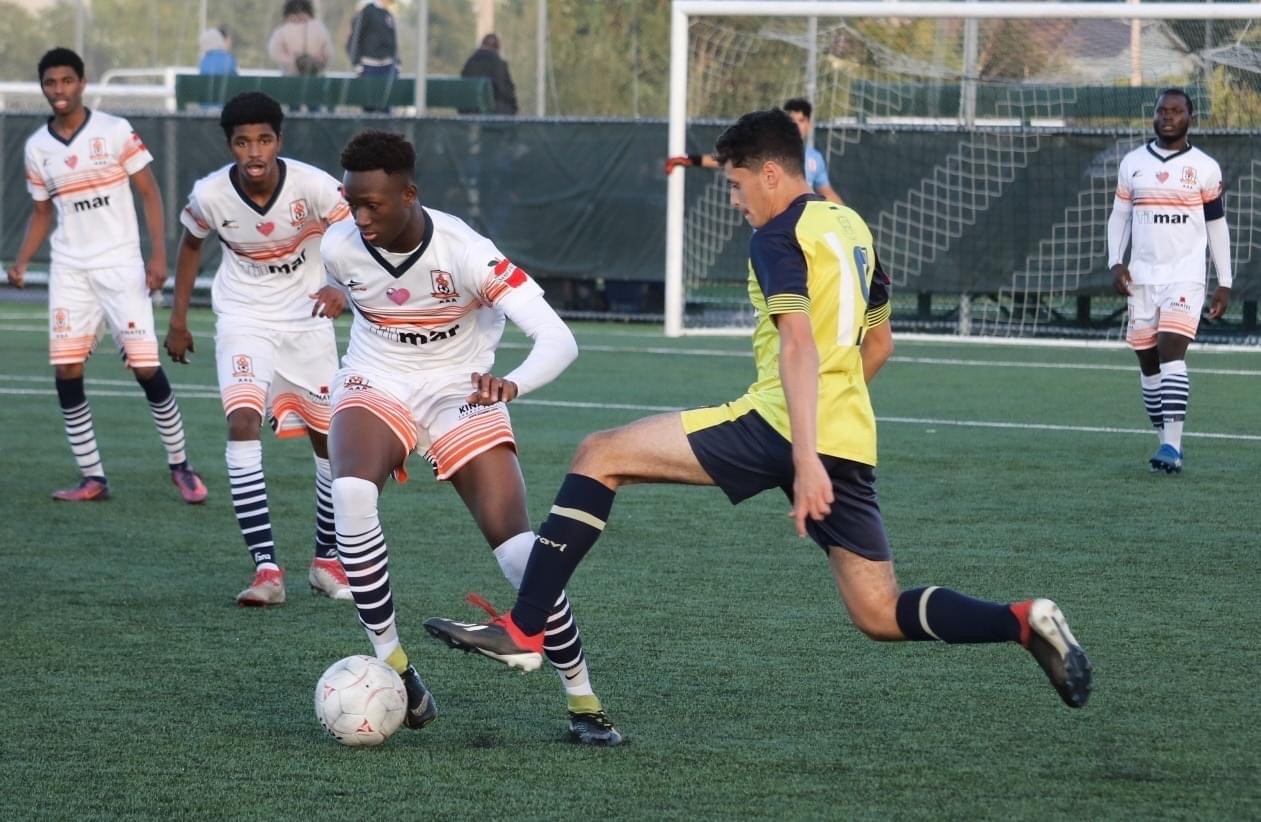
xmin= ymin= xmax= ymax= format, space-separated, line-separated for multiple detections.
xmin=682 ymin=407 xmax=892 ymax=561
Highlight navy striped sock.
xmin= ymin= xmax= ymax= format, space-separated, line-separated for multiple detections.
xmin=136 ymin=369 xmax=188 ymax=467
xmin=895 ymin=586 xmax=1020 ymax=644
xmin=512 ymin=474 xmax=615 ymax=635
xmin=56 ymin=377 xmax=104 ymax=478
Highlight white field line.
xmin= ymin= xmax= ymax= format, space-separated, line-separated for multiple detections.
xmin=0 ymin=377 xmax=1256 ymax=442
xmin=0 ymin=329 xmax=1255 ymax=377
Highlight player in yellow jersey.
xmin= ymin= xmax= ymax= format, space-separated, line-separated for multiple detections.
xmin=424 ymin=109 xmax=1092 ymax=726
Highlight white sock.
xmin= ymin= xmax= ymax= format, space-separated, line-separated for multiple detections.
xmin=332 ymin=476 xmax=399 ymax=659
xmin=1139 ymin=372 xmax=1164 ymax=444
xmin=1159 ymin=360 xmax=1189 ymax=453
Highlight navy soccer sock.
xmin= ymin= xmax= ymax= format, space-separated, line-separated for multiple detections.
xmin=56 ymin=376 xmax=104 ymax=479
xmin=895 ymin=586 xmax=1021 ymax=644
xmin=135 ymin=369 xmax=189 ymax=468
xmin=511 ymin=474 xmax=616 ymax=635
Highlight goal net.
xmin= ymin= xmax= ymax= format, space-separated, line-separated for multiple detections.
xmin=665 ymin=1 xmax=1261 ymax=342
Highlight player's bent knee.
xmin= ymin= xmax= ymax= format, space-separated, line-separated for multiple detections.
xmin=331 ymin=476 xmax=378 ymax=516
xmin=226 ymin=409 xmax=263 ymax=440
xmin=569 ymin=429 xmax=620 ymax=475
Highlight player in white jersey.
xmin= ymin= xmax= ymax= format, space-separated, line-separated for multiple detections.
xmin=6 ymin=48 xmax=207 ymax=504
xmin=1108 ymin=88 xmax=1233 ymax=474
xmin=163 ymin=92 xmax=353 ymax=606
xmin=318 ymin=130 xmax=621 ymax=744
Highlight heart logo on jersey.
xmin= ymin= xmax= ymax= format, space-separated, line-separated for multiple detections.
xmin=65 ymin=155 xmax=78 ymax=168
xmin=256 ymin=221 xmax=275 ymax=236
xmin=386 ymin=287 xmax=410 ymax=305
xmin=1156 ymin=171 xmax=1170 ymax=183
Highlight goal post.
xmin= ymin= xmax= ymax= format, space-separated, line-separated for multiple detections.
xmin=664 ymin=1 xmax=1261 ymax=339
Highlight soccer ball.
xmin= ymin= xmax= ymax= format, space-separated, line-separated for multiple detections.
xmin=314 ymin=655 xmax=408 ymax=747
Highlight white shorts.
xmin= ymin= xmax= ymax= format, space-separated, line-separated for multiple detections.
xmin=215 ymin=321 xmax=338 ymax=438
xmin=330 ymin=366 xmax=515 ymax=482
xmin=48 ymin=265 xmax=159 ymax=368
xmin=1126 ymin=282 xmax=1204 ymax=350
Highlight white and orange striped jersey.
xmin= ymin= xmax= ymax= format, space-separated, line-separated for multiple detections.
xmin=180 ymin=158 xmax=351 ymax=330
xmin=1112 ymin=142 xmax=1224 ymax=286
xmin=321 ymin=208 xmax=544 ymax=374
xmin=24 ymin=109 xmax=152 ymax=269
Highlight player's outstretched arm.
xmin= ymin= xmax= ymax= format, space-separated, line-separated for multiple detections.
xmin=131 ymin=166 xmax=168 ymax=291
xmin=816 ymin=183 xmax=844 ymax=205
xmin=6 ymin=199 xmax=54 ymax=289
xmin=467 ymin=291 xmax=577 ymax=406
xmin=165 ymin=230 xmax=203 ymax=364
xmin=664 ymin=153 xmax=719 ymax=174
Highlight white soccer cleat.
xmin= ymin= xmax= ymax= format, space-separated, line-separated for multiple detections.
xmin=308 ymin=557 xmax=353 ymax=601
xmin=237 ymin=567 xmax=286 ymax=607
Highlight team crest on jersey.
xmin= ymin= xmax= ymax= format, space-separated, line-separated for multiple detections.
xmin=343 ymin=374 xmax=370 ymax=391
xmin=430 ymin=270 xmax=459 ymax=300
xmin=65 ymin=154 xmax=78 ymax=169
xmin=288 ymin=199 xmax=310 ymax=226
xmin=53 ymin=308 xmax=70 ymax=333
xmin=89 ymin=138 xmax=107 ymax=160
xmin=232 ymin=355 xmax=254 ymax=378
xmin=1181 ymin=166 xmax=1198 ymax=186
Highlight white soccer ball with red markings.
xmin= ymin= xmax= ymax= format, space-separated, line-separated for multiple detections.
xmin=314 ymin=655 xmax=407 ymax=747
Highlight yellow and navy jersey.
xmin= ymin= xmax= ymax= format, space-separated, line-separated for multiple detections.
xmin=740 ymin=193 xmax=890 ymax=466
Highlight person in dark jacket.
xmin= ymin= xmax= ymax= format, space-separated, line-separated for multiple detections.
xmin=460 ymin=33 xmax=518 ymax=115
xmin=347 ymin=0 xmax=399 ymax=77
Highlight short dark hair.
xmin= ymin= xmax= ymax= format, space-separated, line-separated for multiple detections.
xmin=283 ymin=0 xmax=313 ymax=17
xmin=38 ymin=47 xmax=84 ymax=81
xmin=340 ymin=130 xmax=416 ymax=177
xmin=713 ymin=108 xmax=805 ymax=177
xmin=219 ymin=92 xmax=284 ymax=140
xmin=782 ymin=97 xmax=813 ymax=120
xmin=1156 ymin=87 xmax=1194 ymax=116
xmin=481 ymin=33 xmax=501 ymax=50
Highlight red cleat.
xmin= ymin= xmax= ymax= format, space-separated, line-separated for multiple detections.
xmin=171 ymin=465 xmax=208 ymax=504
xmin=423 ymin=594 xmax=545 ymax=672
xmin=51 ymin=476 xmax=110 ymax=502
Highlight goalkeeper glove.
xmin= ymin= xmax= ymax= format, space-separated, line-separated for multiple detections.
xmin=664 ymin=154 xmax=704 ymax=174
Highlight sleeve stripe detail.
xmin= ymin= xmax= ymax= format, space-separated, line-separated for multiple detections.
xmin=866 ymin=301 xmax=892 ymax=328
xmin=766 ymin=294 xmax=810 ymax=314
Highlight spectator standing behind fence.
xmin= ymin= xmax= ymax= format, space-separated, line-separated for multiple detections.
xmin=198 ymin=26 xmax=238 ymax=76
xmin=347 ymin=0 xmax=399 ymax=78
xmin=267 ymin=0 xmax=333 ymax=76
xmin=460 ymin=34 xmax=518 ymax=115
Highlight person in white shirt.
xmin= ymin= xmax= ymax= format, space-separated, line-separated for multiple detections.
xmin=1107 ymin=88 xmax=1233 ymax=474
xmin=318 ymin=129 xmax=621 ymax=745
xmin=7 ymin=48 xmax=207 ymax=504
xmin=165 ymin=92 xmax=354 ymax=606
